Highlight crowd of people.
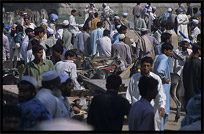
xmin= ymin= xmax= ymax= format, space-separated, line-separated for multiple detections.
xmin=2 ymin=3 xmax=201 ymax=131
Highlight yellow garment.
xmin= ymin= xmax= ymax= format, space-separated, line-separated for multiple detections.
xmin=90 ymin=18 xmax=101 ymax=32
xmin=121 ymin=17 xmax=129 ymax=28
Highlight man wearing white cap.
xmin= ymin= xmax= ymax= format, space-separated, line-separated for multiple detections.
xmin=174 ymin=38 xmax=192 ymax=104
xmin=161 ymin=8 xmax=174 ymax=24
xmin=136 ymin=28 xmax=155 ymax=59
xmin=56 ymin=20 xmax=72 ymax=50
xmin=133 ymin=3 xmax=143 ymax=22
xmin=111 ymin=34 xmax=132 ymax=69
xmin=41 ymin=28 xmax=57 ymax=49
xmin=176 ymin=8 xmax=189 ymax=39
xmin=36 ymin=70 xmax=64 ymax=118
xmin=17 ymin=76 xmax=52 ymax=130
xmin=110 ymin=16 xmax=121 ymax=33
xmin=189 ymin=19 xmax=200 ymax=43
xmin=102 ymin=3 xmax=114 ymax=30
xmin=121 ymin=13 xmax=129 ymax=28
xmin=141 ymin=4 xmax=149 ymax=19
xmin=147 ymin=7 xmax=156 ymax=32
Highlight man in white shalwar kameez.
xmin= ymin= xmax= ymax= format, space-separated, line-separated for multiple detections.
xmin=91 ymin=22 xmax=103 ymax=56
xmin=189 ymin=19 xmax=200 ymax=43
xmin=96 ymin=29 xmax=112 ymax=57
xmin=126 ymin=56 xmax=166 ymax=130
xmin=55 ymin=50 xmax=84 ymax=90
xmin=147 ymin=8 xmax=156 ymax=33
xmin=176 ymin=8 xmax=189 ymax=38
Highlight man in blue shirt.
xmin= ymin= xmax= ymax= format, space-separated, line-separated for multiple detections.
xmin=128 ymin=76 xmax=159 ymax=130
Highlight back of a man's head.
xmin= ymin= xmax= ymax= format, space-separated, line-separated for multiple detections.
xmin=97 ymin=22 xmax=103 ymax=28
xmin=106 ymin=75 xmax=122 ymax=91
xmin=65 ymin=50 xmax=77 ymax=59
xmin=138 ymin=76 xmax=158 ymax=99
xmin=161 ymin=33 xmax=172 ymax=43
xmin=103 ymin=29 xmax=110 ymax=36
xmin=34 ymin=27 xmax=45 ymax=36
xmin=140 ymin=57 xmax=153 ymax=66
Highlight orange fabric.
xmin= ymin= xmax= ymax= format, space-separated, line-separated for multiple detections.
xmin=91 ymin=18 xmax=101 ymax=32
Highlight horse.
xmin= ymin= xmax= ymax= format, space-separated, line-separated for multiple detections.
xmin=170 ymin=73 xmax=182 ymax=122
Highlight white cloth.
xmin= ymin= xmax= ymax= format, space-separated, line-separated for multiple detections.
xmin=148 ymin=12 xmax=156 ymax=32
xmin=3 ymin=33 xmax=10 ymax=62
xmin=69 ymin=15 xmax=79 ymax=36
xmin=55 ymin=60 xmax=83 ymax=90
xmin=177 ymin=13 xmax=189 ymax=38
xmin=56 ymin=29 xmax=64 ymax=39
xmin=190 ymin=27 xmax=200 ymax=43
xmin=126 ymin=72 xmax=166 ymax=130
xmin=96 ymin=36 xmax=112 ymax=57
xmin=24 ymin=23 xmax=36 ymax=30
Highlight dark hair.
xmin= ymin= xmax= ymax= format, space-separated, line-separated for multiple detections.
xmin=34 ymin=27 xmax=45 ymax=36
xmin=161 ymin=43 xmax=173 ymax=52
xmin=193 ymin=7 xmax=198 ymax=12
xmin=32 ymin=43 xmax=44 ymax=53
xmin=192 ymin=43 xmax=201 ymax=54
xmin=119 ymin=25 xmax=127 ymax=34
xmin=52 ymin=43 xmax=63 ymax=54
xmin=97 ymin=22 xmax=103 ymax=27
xmin=83 ymin=26 xmax=90 ymax=31
xmin=71 ymin=9 xmax=77 ymax=13
xmin=65 ymin=50 xmax=76 ymax=59
xmin=24 ymin=15 xmax=30 ymax=21
xmin=62 ymin=25 xmax=69 ymax=29
xmin=103 ymin=29 xmax=110 ymax=36
xmin=197 ymin=34 xmax=201 ymax=41
xmin=141 ymin=57 xmax=153 ymax=65
xmin=94 ymin=12 xmax=98 ymax=18
xmin=3 ymin=104 xmax=21 ymax=118
xmin=17 ymin=80 xmax=36 ymax=92
xmin=160 ymin=22 xmax=166 ymax=28
xmin=161 ymin=33 xmax=172 ymax=43
xmin=138 ymin=76 xmax=158 ymax=97
xmin=106 ymin=75 xmax=122 ymax=90
xmin=165 ymin=22 xmax=174 ymax=30
xmin=25 ymin=28 xmax=33 ymax=35
xmin=16 ymin=24 xmax=23 ymax=32
xmin=56 ymin=39 xmax=64 ymax=45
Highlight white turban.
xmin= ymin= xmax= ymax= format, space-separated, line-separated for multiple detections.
xmin=119 ymin=34 xmax=126 ymax=40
